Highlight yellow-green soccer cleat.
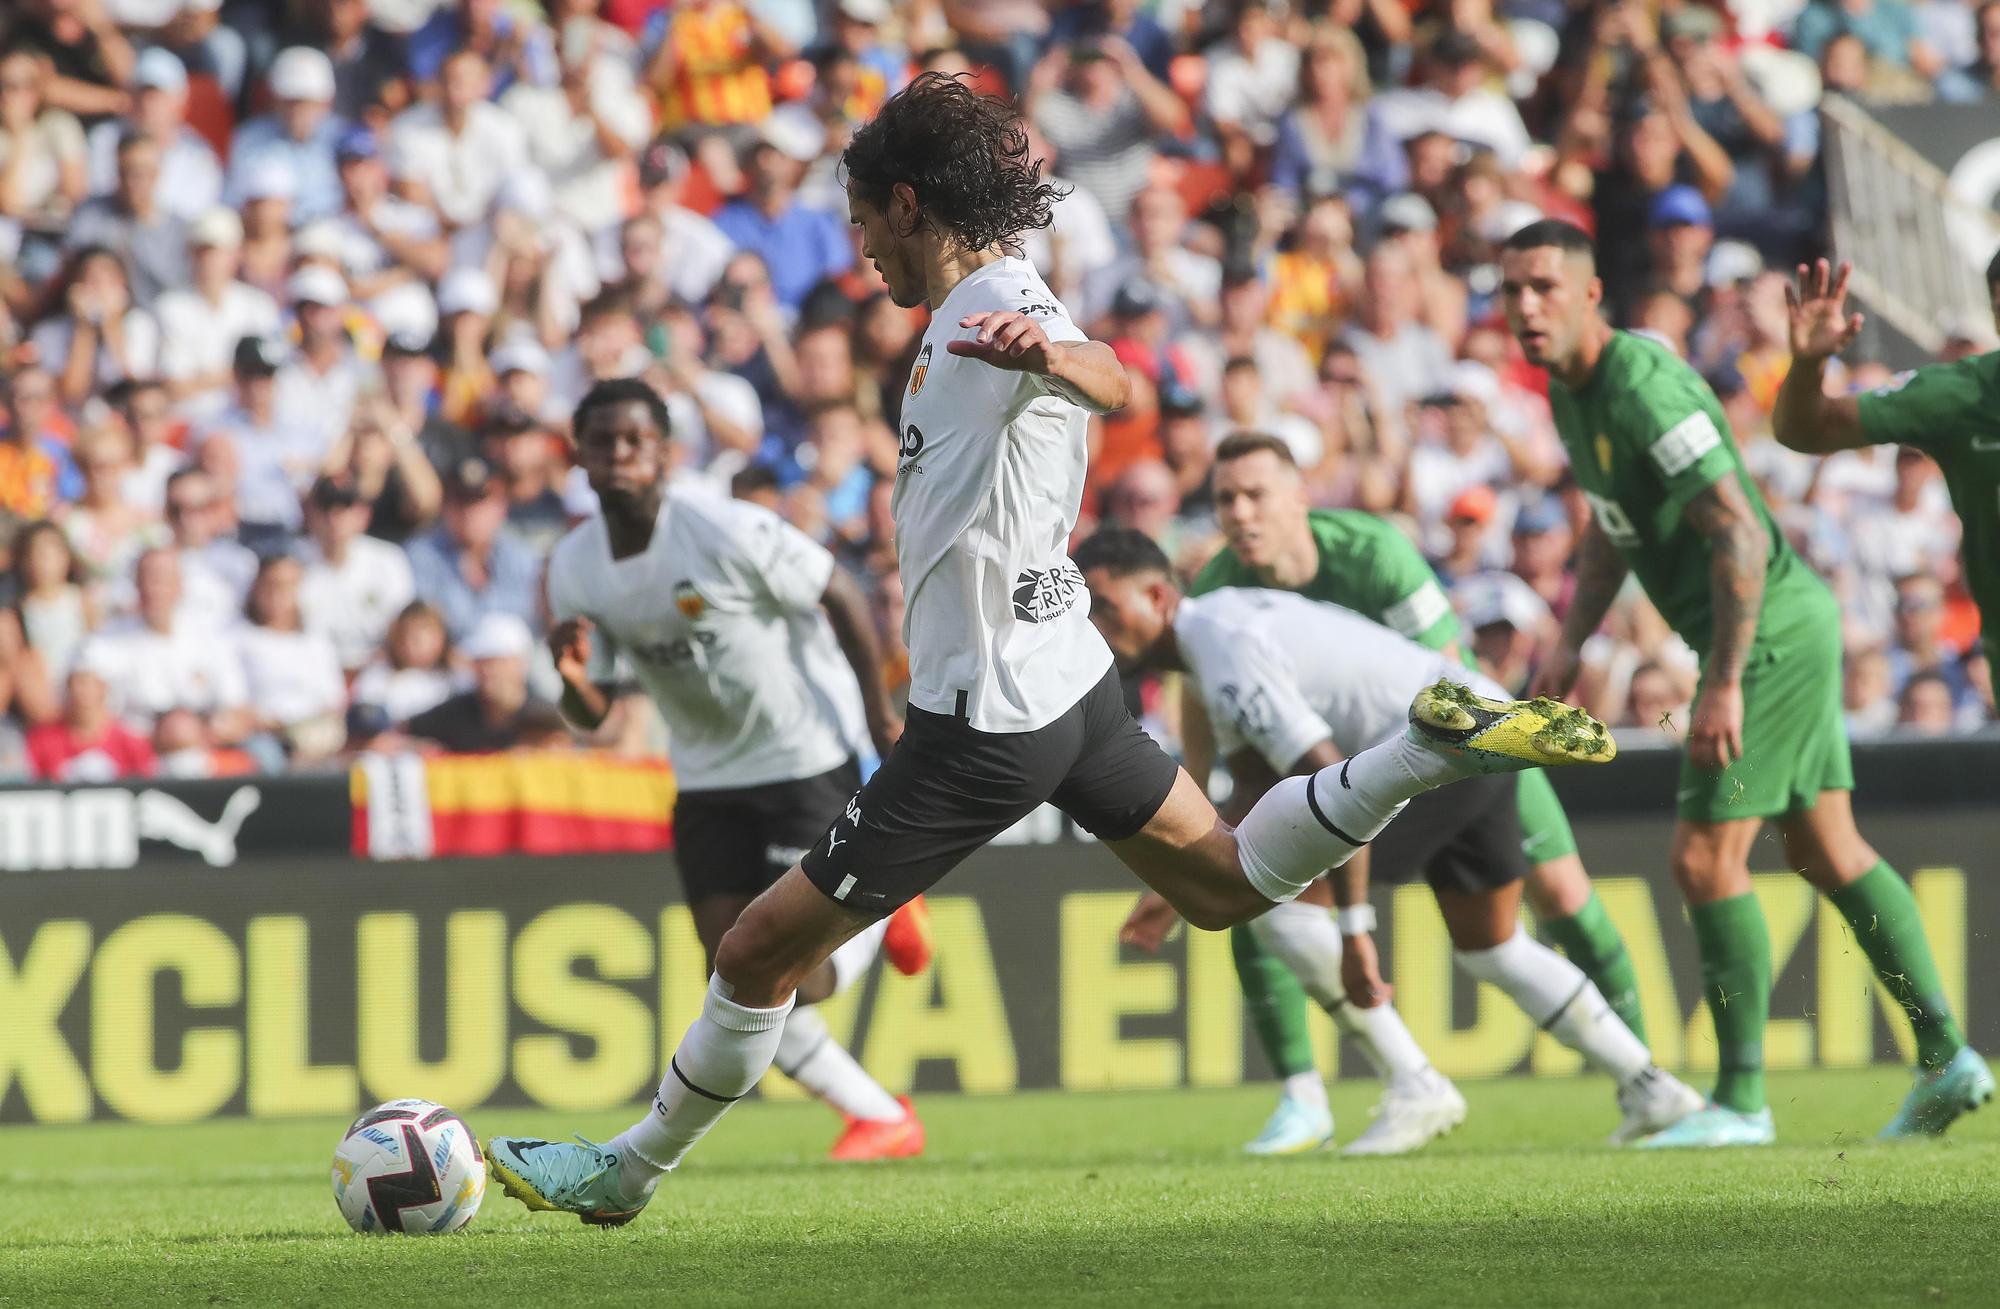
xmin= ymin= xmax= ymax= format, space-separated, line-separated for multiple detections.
xmin=1406 ymin=680 xmax=1617 ymax=773
xmin=486 ymin=1135 xmax=651 ymax=1227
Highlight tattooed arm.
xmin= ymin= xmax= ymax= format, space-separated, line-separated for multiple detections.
xmin=1682 ymin=476 xmax=1768 ymax=771
xmin=1530 ymin=519 xmax=1629 ymax=700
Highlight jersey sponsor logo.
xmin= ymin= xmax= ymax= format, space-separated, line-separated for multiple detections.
xmin=898 ymin=423 xmax=925 ymax=477
xmin=909 ymin=342 xmax=932 ymax=396
xmin=635 ymin=629 xmax=718 ymax=668
xmin=0 ymin=784 xmax=262 ymax=871
xmin=1582 ymin=490 xmax=1640 ymax=546
xmin=1019 ymin=297 xmax=1061 ymax=318
xmin=1215 ymin=682 xmax=1275 ymax=739
xmin=673 ymin=580 xmax=706 ymax=620
xmin=1012 ymin=563 xmax=1085 ymax=624
xmin=1648 ymin=412 xmax=1723 ymax=478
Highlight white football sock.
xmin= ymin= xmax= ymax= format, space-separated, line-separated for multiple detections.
xmin=611 ymin=975 xmax=793 ymax=1195
xmin=827 ymin=917 xmax=890 ymax=994
xmin=1248 ymin=900 xmax=1430 ymax=1083
xmin=1454 ymin=929 xmax=1650 ymax=1084
xmin=774 ymin=1005 xmax=903 ymax=1123
xmin=1234 ymin=772 xmax=1400 ymax=904
xmin=1282 ymin=1070 xmax=1328 ymax=1113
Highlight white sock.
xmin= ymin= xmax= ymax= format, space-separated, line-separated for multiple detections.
xmin=611 ymin=975 xmax=793 ymax=1195
xmin=1247 ymin=901 xmax=1430 ymax=1083
xmin=774 ymin=1005 xmax=903 ymax=1122
xmin=827 ymin=917 xmax=890 ymax=994
xmin=1282 ymin=1070 xmax=1328 ymax=1113
xmin=1234 ymin=773 xmax=1396 ymax=904
xmin=1344 ymin=999 xmax=1434 ymax=1084
xmin=1454 ymin=929 xmax=1651 ymax=1084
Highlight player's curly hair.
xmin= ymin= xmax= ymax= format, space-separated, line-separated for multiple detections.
xmin=841 ymin=72 xmax=1066 ymax=255
xmin=573 ymin=376 xmax=672 ymax=441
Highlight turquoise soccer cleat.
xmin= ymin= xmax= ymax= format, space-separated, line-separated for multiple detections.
xmin=1243 ymin=1094 xmax=1334 ymax=1156
xmin=1879 ymin=1047 xmax=1996 ymax=1140
xmin=1406 ymin=681 xmax=1617 ymax=775
xmin=1634 ymin=1103 xmax=1775 ymax=1149
xmin=486 ymin=1134 xmax=652 ymax=1227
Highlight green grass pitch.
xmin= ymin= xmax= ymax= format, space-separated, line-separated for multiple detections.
xmin=6 ymin=1066 xmax=1998 ymax=1307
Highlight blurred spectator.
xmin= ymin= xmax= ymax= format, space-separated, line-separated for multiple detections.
xmin=332 ymin=385 xmax=446 ymax=544
xmin=1435 ymin=484 xmax=1501 ymax=587
xmin=327 ymin=126 xmax=450 ymax=305
xmin=1624 ymin=659 xmax=1696 ymax=734
xmin=646 ymin=0 xmax=791 ymax=134
xmin=82 ymin=546 xmax=252 ymax=742
xmin=1340 ymin=241 xmax=1453 ymax=417
xmin=0 ymin=365 xmax=81 ymax=518
xmin=310 ymin=0 xmax=410 ymax=123
xmin=389 ymin=49 xmax=525 ymax=230
xmin=480 ymin=407 xmax=571 ymax=556
xmin=5 ymin=0 xmax=136 ymax=123
xmin=407 ymin=0 xmax=555 ymax=99
xmin=196 ymin=335 xmax=320 ymax=551
xmin=298 ymin=473 xmax=416 ymax=673
xmin=1887 ymin=573 xmax=1972 ymax=705
xmin=351 ymin=598 xmax=457 ymax=724
xmin=1027 ymin=33 xmax=1187 ymax=225
xmin=404 ymin=610 xmax=564 ymax=751
xmin=27 ymin=661 xmax=154 ymax=781
xmin=1083 ymin=187 xmax=1221 ymax=332
xmin=405 ymin=454 xmax=540 ymax=641
xmin=1269 ymin=25 xmax=1404 ymax=205
xmin=713 ymin=112 xmax=853 ymax=311
xmin=12 ymin=517 xmax=95 ymax=683
xmin=1205 ymin=0 xmax=1301 ymax=164
xmin=272 ymin=263 xmax=370 ymax=455
xmin=34 ymin=245 xmax=160 ymax=406
xmin=153 ymin=206 xmax=280 ymax=420
xmin=224 ymin=47 xmax=344 ymax=223
xmin=617 ymin=141 xmax=733 ymax=307
xmin=1845 ymin=644 xmax=1898 ymax=736
xmin=1374 ymin=30 xmax=1530 ymax=170
xmin=0 ymin=49 xmax=89 ymax=286
xmin=235 ymin=553 xmax=347 ymax=763
xmin=60 ymin=422 xmax=161 ymax=585
xmin=1897 ymin=668 xmax=1958 ymax=735
xmin=1509 ymin=493 xmax=1575 ymax=617
xmin=66 ymin=126 xmax=186 ymax=305
xmin=1459 ymin=568 xmax=1558 ymax=694
xmin=151 ymin=704 xmax=257 ymax=778
xmin=501 ymin=31 xmax=649 ymax=235
xmin=157 ymin=464 xmax=254 ymax=629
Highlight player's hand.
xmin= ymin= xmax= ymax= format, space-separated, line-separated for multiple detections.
xmin=1341 ymin=930 xmax=1392 ymax=1008
xmin=867 ymin=709 xmax=904 ymax=759
xmin=1120 ymin=891 xmax=1183 ymax=955
xmin=1529 ymin=643 xmax=1583 ymax=700
xmin=949 ymin=312 xmax=1058 ymax=375
xmin=1786 ymin=259 xmax=1865 ymax=362
xmin=1686 ymin=677 xmax=1744 ymax=772
xmin=548 ymin=617 xmax=594 ymax=687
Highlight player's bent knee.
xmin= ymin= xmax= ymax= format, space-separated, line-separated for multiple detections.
xmin=712 ymin=911 xmax=810 ymax=1004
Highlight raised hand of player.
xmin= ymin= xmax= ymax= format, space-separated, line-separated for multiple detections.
xmin=1341 ymin=930 xmax=1392 ymax=1008
xmin=1529 ymin=643 xmax=1583 ymax=702
xmin=1119 ymin=891 xmax=1183 ymax=955
xmin=548 ymin=617 xmax=594 ymax=688
xmin=949 ymin=311 xmax=1057 ymax=375
xmin=1686 ymin=678 xmax=1744 ymax=773
xmin=1786 ymin=259 xmax=1865 ymax=363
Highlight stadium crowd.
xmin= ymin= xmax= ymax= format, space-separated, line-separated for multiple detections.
xmin=0 ymin=0 xmax=1995 ymax=783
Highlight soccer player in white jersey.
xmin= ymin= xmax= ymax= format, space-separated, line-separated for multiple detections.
xmin=541 ymin=377 xmax=933 ymax=1162
xmin=1074 ymin=528 xmax=1704 ymax=1146
xmin=488 ymin=74 xmax=1619 ymax=1225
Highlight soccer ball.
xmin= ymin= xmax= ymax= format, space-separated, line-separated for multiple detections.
xmin=331 ymin=1098 xmax=486 ymax=1235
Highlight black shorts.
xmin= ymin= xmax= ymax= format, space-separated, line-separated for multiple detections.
xmin=673 ymin=757 xmax=862 ymax=904
xmin=802 ymin=667 xmax=1181 ymax=914
xmin=1369 ymin=772 xmax=1529 ymax=897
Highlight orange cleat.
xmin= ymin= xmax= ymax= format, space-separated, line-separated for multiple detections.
xmin=883 ymin=896 xmax=933 ymax=976
xmin=828 ymin=1097 xmax=925 ymax=1161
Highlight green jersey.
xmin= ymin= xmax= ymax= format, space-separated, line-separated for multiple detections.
xmin=1856 ymin=351 xmax=2000 ymax=661
xmin=1549 ymin=331 xmax=1827 ymax=656
xmin=1191 ymin=509 xmax=1460 ymax=652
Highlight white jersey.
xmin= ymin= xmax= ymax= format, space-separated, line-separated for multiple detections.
xmin=894 ymin=256 xmax=1113 ymax=733
xmin=1173 ymin=588 xmax=1504 ymax=770
xmin=545 ymin=485 xmax=862 ymax=791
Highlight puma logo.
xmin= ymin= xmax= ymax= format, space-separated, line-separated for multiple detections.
xmin=135 ymin=785 xmax=262 ymax=867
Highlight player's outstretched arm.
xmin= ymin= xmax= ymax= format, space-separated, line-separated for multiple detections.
xmin=1682 ymin=477 xmax=1769 ymax=771
xmin=820 ymin=564 xmax=904 ymax=757
xmin=549 ymin=616 xmax=615 ymax=731
xmin=1773 ymin=259 xmax=1868 ymax=455
xmin=1531 ymin=522 xmax=1627 ymax=700
xmin=948 ymin=311 xmax=1131 ymax=414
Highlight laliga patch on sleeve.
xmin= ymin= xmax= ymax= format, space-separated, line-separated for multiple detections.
xmin=1648 ymin=411 xmax=1722 ymax=478
xmin=1383 ymin=580 xmax=1452 ymax=639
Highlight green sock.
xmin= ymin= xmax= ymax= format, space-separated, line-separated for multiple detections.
xmin=1827 ymin=861 xmax=1965 ymax=1071
xmin=1543 ymin=890 xmax=1647 ymax=1044
xmin=1690 ymin=893 xmax=1772 ymax=1114
xmin=1231 ymin=924 xmax=1317 ymax=1080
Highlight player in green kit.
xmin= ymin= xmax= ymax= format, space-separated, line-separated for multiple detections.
xmin=1120 ymin=432 xmax=1649 ymax=1155
xmin=1503 ymin=219 xmax=1990 ymax=1146
xmin=1772 ymin=253 xmax=2000 ymax=678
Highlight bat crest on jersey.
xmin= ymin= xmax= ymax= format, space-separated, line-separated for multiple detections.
xmin=674 ymin=580 xmax=705 ymax=620
xmin=909 ymin=342 xmax=932 ymax=396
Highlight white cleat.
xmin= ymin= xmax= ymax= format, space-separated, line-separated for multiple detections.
xmin=1611 ymin=1065 xmax=1705 ymax=1145
xmin=1341 ymin=1068 xmax=1467 ymax=1157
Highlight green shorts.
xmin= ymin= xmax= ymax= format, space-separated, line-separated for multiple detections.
xmin=1676 ymin=618 xmax=1853 ymax=824
xmin=1515 ymin=767 xmax=1577 ymax=865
